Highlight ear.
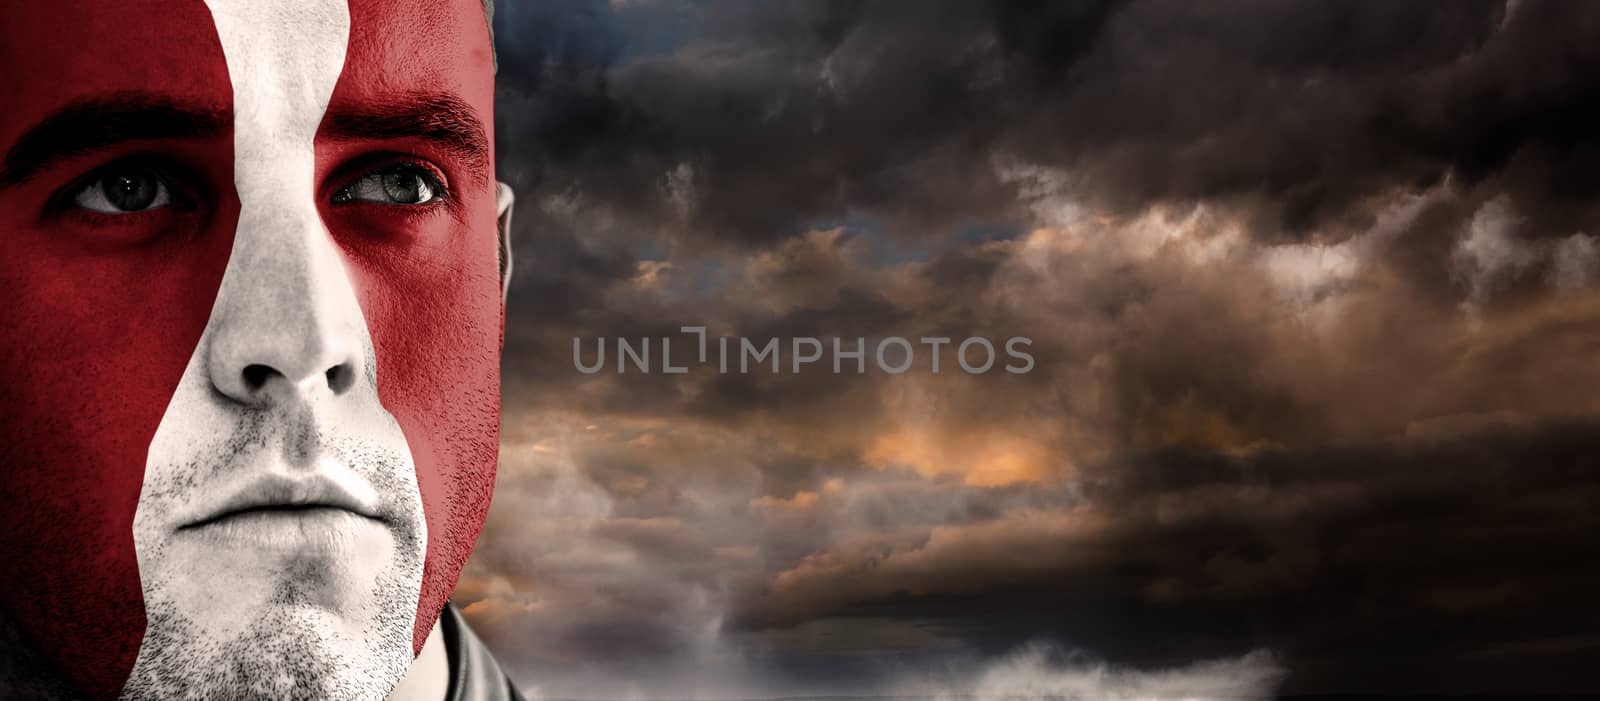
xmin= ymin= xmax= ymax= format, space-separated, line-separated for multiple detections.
xmin=495 ymin=181 xmax=515 ymax=302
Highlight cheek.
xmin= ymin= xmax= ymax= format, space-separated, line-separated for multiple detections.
xmin=329 ymin=200 xmax=503 ymax=654
xmin=0 ymin=200 xmax=239 ymax=698
xmin=328 ymin=0 xmax=501 ymax=653
xmin=0 ymin=3 xmax=237 ymax=698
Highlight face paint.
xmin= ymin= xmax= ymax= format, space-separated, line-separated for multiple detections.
xmin=321 ymin=0 xmax=503 ymax=657
xmin=0 ymin=1 xmax=501 ymax=698
xmin=0 ymin=2 xmax=238 ymax=697
xmin=123 ymin=0 xmax=432 ymax=698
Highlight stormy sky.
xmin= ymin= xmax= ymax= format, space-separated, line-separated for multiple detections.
xmin=457 ymin=0 xmax=1600 ymax=696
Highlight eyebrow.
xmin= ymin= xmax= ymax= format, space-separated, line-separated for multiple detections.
xmin=321 ymin=92 xmax=491 ymax=186
xmin=0 ymin=92 xmax=229 ymax=187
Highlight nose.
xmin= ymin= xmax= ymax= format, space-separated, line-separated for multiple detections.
xmin=205 ymin=207 xmax=366 ymax=407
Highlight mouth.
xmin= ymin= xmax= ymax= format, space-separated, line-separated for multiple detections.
xmin=177 ymin=472 xmax=387 ymax=549
xmin=180 ymin=503 xmax=376 ymax=529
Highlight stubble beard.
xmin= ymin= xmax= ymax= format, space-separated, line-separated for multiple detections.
xmin=118 ymin=540 xmax=422 ymax=701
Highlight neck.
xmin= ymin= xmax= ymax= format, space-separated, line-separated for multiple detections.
xmin=385 ymin=617 xmax=450 ymax=701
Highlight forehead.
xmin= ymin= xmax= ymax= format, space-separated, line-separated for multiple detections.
xmin=340 ymin=0 xmax=495 ymax=104
xmin=0 ymin=0 xmax=493 ymax=140
xmin=0 ymin=4 xmax=231 ymax=131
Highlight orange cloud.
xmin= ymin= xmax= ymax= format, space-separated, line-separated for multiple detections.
xmin=864 ymin=428 xmax=1057 ymax=486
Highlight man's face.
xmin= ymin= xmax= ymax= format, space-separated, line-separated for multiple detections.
xmin=0 ymin=1 xmax=502 ymax=698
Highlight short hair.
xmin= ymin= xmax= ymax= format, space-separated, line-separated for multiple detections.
xmin=483 ymin=0 xmax=496 ymax=73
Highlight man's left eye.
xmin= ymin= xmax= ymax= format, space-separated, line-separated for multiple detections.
xmin=333 ymin=165 xmax=443 ymax=205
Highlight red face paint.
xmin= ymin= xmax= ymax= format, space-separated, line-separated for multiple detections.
xmin=317 ymin=0 xmax=503 ymax=656
xmin=0 ymin=0 xmax=501 ymax=696
xmin=0 ymin=2 xmax=239 ymax=697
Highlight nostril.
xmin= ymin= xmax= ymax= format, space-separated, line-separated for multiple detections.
xmin=325 ymin=364 xmax=355 ymax=394
xmin=241 ymin=364 xmax=277 ymax=390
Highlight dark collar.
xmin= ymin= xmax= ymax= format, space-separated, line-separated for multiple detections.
xmin=440 ymin=602 xmax=525 ymax=701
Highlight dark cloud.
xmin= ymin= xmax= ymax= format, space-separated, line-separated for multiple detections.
xmin=470 ymin=0 xmax=1600 ymax=696
xmin=496 ymin=0 xmax=1599 ymax=254
xmin=727 ymin=421 xmax=1600 ymax=693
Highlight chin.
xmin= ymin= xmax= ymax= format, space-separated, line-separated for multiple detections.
xmin=121 ymin=605 xmax=416 ymax=701
xmin=120 ymin=553 xmax=422 ymax=701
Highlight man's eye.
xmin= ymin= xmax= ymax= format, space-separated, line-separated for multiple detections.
xmin=333 ymin=165 xmax=443 ymax=206
xmin=72 ymin=169 xmax=173 ymax=214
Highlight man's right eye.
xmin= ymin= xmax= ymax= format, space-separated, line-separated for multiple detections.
xmin=71 ymin=167 xmax=174 ymax=214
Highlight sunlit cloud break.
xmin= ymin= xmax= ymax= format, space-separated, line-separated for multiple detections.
xmin=907 ymin=644 xmax=1284 ymax=701
xmin=508 ymin=642 xmax=1283 ymax=701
